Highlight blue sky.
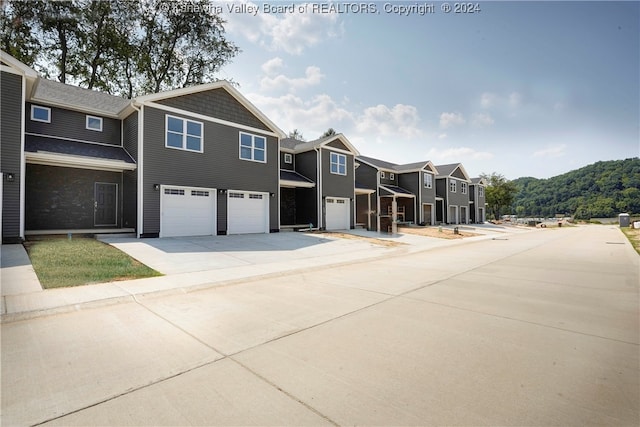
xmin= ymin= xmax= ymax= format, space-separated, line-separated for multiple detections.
xmin=217 ymin=1 xmax=639 ymax=179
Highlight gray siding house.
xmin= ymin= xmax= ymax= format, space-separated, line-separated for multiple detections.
xmin=435 ymin=163 xmax=472 ymax=224
xmin=0 ymin=50 xmax=285 ymax=242
xmin=355 ymin=156 xmax=438 ymax=232
xmin=280 ymin=134 xmax=359 ymax=230
xmin=470 ymin=177 xmax=488 ymax=223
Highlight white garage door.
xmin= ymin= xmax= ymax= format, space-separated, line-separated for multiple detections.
xmin=325 ymin=197 xmax=350 ymax=230
xmin=227 ymin=191 xmax=269 ymax=234
xmin=161 ymin=186 xmax=216 ymax=237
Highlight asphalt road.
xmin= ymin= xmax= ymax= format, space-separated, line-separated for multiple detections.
xmin=2 ymin=226 xmax=638 ymax=426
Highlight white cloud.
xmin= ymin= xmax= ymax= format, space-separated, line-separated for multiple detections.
xmin=426 ymin=146 xmax=495 ymax=162
xmin=260 ymin=65 xmax=325 ymax=92
xmin=471 ymin=112 xmax=495 ymax=128
xmin=509 ymin=92 xmax=523 ymax=108
xmin=357 ymin=104 xmax=423 ymax=138
xmin=225 ymin=2 xmax=342 ymax=54
xmin=439 ymin=112 xmax=466 ymax=129
xmin=261 ymin=57 xmax=283 ymax=76
xmin=480 ymin=92 xmax=497 ymax=109
xmin=479 ymin=91 xmax=522 ymax=110
xmin=533 ymin=144 xmax=567 ymax=158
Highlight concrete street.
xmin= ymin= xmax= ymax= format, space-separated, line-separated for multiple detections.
xmin=1 ymin=225 xmax=638 ymax=426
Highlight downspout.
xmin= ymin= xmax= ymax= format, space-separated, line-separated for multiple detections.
xmin=19 ymin=73 xmax=26 ymax=240
xmin=131 ymin=102 xmax=143 ymax=238
xmin=376 ymin=170 xmax=381 ymax=233
xmin=315 ymin=147 xmax=322 ymax=229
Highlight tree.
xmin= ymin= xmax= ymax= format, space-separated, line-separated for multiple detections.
xmin=321 ymin=128 xmax=337 ymax=138
xmin=288 ymin=129 xmax=305 ymax=141
xmin=1 ymin=0 xmax=239 ymax=97
xmin=480 ymin=172 xmax=518 ymax=220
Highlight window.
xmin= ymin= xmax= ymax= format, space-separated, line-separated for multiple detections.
xmin=380 ymin=171 xmax=386 ymax=179
xmin=166 ymin=115 xmax=203 ymax=152
xmin=330 ymin=152 xmax=346 ymax=175
xmin=191 ymin=190 xmax=209 ymax=197
xmin=249 ymin=194 xmax=263 ymax=199
xmin=390 ymin=173 xmax=395 ymax=180
xmin=31 ymin=105 xmax=51 ymax=123
xmin=284 ymin=153 xmax=293 ymax=164
xmin=240 ymin=132 xmax=266 ymax=162
xmin=423 ymin=173 xmax=433 ymax=189
xmin=479 ymin=186 xmax=484 ymax=197
xmin=164 ymin=188 xmax=185 ymax=195
xmin=461 ymin=182 xmax=468 ymax=195
xmin=450 ymin=179 xmax=457 ymax=193
xmin=86 ymin=115 xmax=103 ymax=132
xmin=229 ymin=192 xmax=244 ymax=198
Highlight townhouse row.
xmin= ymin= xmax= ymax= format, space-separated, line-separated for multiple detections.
xmin=0 ymin=51 xmax=486 ymax=243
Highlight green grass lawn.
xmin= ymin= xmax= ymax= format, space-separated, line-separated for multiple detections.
xmin=25 ymin=237 xmax=162 ymax=289
xmin=621 ymin=227 xmax=640 ymax=256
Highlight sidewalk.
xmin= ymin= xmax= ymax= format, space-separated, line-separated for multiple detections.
xmin=0 ymin=228 xmax=519 ymax=322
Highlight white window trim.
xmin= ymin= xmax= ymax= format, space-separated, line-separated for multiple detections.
xmin=86 ymin=115 xmax=103 ymax=132
xmin=330 ymin=152 xmax=347 ymax=176
xmin=284 ymin=153 xmax=293 ymax=164
xmin=390 ymin=173 xmax=395 ymax=180
xmin=424 ymin=173 xmax=433 ymax=189
xmin=461 ymin=182 xmax=468 ymax=195
xmin=239 ymin=132 xmax=267 ymax=163
xmin=380 ymin=171 xmax=386 ymax=179
xmin=450 ymin=179 xmax=457 ymax=193
xmin=30 ymin=105 xmax=51 ymax=123
xmin=165 ymin=114 xmax=204 ymax=153
xmin=479 ymin=186 xmax=484 ymax=197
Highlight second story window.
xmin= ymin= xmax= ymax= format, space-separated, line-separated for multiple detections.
xmin=423 ymin=173 xmax=433 ymax=189
xmin=166 ymin=115 xmax=203 ymax=153
xmin=479 ymin=186 xmax=484 ymax=197
xmin=284 ymin=153 xmax=293 ymax=164
xmin=380 ymin=171 xmax=386 ymax=179
xmin=450 ymin=179 xmax=457 ymax=193
xmin=330 ymin=152 xmax=346 ymax=175
xmin=86 ymin=115 xmax=103 ymax=132
xmin=240 ymin=132 xmax=266 ymax=162
xmin=390 ymin=173 xmax=395 ymax=180
xmin=461 ymin=182 xmax=468 ymax=195
xmin=31 ymin=105 xmax=51 ymax=123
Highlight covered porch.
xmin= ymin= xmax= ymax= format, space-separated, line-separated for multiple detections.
xmin=378 ymin=185 xmax=416 ymax=233
xmin=279 ymin=170 xmax=317 ymax=229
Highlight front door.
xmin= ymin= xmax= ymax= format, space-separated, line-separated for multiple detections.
xmin=423 ymin=204 xmax=432 ymax=225
xmin=95 ymin=182 xmax=117 ymax=226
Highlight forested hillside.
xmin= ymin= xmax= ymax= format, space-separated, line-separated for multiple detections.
xmin=511 ymin=158 xmax=640 ymax=219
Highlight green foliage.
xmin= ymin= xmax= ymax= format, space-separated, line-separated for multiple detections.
xmin=512 ymin=158 xmax=640 ymax=219
xmin=1 ymin=0 xmax=239 ymax=98
xmin=480 ymin=172 xmax=518 ymax=220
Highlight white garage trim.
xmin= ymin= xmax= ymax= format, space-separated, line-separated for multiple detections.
xmin=325 ymin=196 xmax=350 ymax=231
xmin=160 ymin=185 xmax=217 ymax=238
xmin=227 ymin=190 xmax=270 ymax=234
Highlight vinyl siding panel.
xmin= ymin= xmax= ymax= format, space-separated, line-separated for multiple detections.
xmin=294 ymin=151 xmax=318 ymax=226
xmin=326 ymin=139 xmax=349 ymax=151
xmin=26 ymin=103 xmax=121 ymax=146
xmin=1 ymin=71 xmax=23 ymax=242
xmin=355 ymin=162 xmax=378 ymax=190
xmin=280 ymin=151 xmax=294 ymax=171
xmin=156 ymin=88 xmax=271 ymax=132
xmin=451 ymin=167 xmax=467 ymax=180
xmin=321 ymin=149 xmax=355 ymax=228
xmin=142 ymin=106 xmax=279 ymax=235
xmin=122 ymin=113 xmax=138 ymax=229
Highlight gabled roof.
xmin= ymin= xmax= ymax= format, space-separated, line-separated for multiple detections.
xmin=357 ymin=155 xmax=437 ymax=174
xmin=379 ymin=184 xmax=415 ymax=198
xmin=435 ymin=163 xmax=471 ymax=182
xmin=30 ymin=78 xmax=131 ymax=118
xmin=134 ymin=81 xmax=286 ymax=138
xmin=471 ymin=177 xmax=488 ymax=186
xmin=281 ymin=133 xmax=360 ymax=156
xmin=0 ymin=50 xmax=38 ymax=78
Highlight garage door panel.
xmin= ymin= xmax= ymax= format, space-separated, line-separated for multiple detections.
xmin=227 ymin=191 xmax=269 ymax=235
xmin=325 ymin=197 xmax=349 ymax=231
xmin=161 ymin=186 xmax=216 ymax=237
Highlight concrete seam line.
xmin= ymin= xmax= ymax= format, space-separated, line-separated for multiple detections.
xmin=30 ymin=357 xmax=223 ymax=427
xmin=227 ymin=357 xmax=341 ymax=427
xmin=402 ymin=297 xmax=640 ymax=347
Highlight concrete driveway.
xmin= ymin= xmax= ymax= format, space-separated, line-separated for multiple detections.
xmin=100 ymin=232 xmax=396 ymax=275
xmin=2 ymin=226 xmax=638 ymax=426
